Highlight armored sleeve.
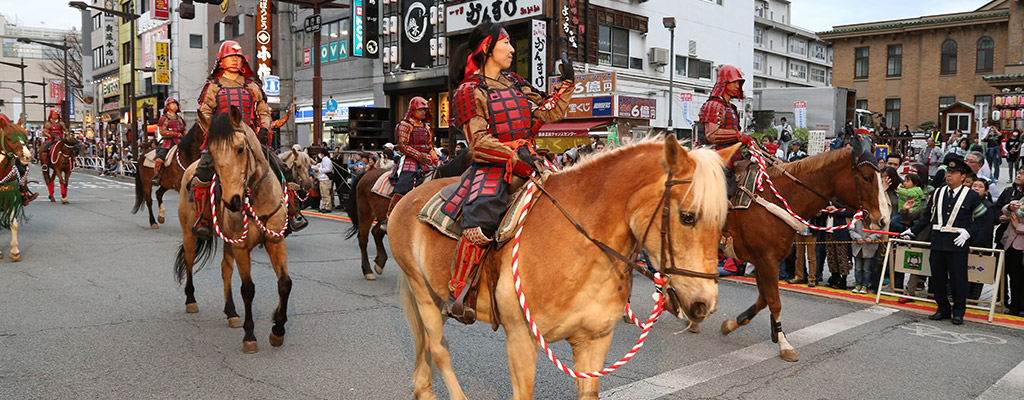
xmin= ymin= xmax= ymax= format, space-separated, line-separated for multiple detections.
xmin=394 ymin=121 xmax=426 ymax=160
xmin=247 ymin=81 xmax=273 ymax=129
xmin=451 ymin=81 xmax=516 ymax=164
xmin=197 ymin=81 xmax=219 ymax=133
xmin=511 ymin=73 xmax=573 ymax=125
xmin=699 ymin=100 xmax=741 ymax=145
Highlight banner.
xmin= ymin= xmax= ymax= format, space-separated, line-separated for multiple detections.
xmin=618 ymin=96 xmax=657 ymax=119
xmin=351 ymin=0 xmax=380 ymax=58
xmin=102 ymin=3 xmax=117 ymax=66
xmin=680 ymin=93 xmax=693 ymax=125
xmin=550 ymin=72 xmax=615 ymax=96
xmin=894 ymin=245 xmax=1000 ymax=285
xmin=565 ymin=96 xmax=613 ymax=119
xmin=531 ymin=20 xmax=547 ymax=93
xmin=154 ymin=40 xmax=170 ymax=85
xmin=49 ymin=80 xmax=64 ymax=101
xmin=153 ymin=0 xmax=169 ymax=20
xmin=438 ymin=92 xmax=450 ymax=128
xmin=401 ymin=0 xmax=433 ymax=69
xmin=446 ymin=0 xmax=543 ymax=32
xmin=141 ymin=25 xmax=168 ymax=68
xmin=794 ymin=101 xmax=807 ymax=128
xmin=255 ymin=0 xmax=273 ymax=79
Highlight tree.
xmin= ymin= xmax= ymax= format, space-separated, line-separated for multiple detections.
xmin=40 ymin=28 xmax=84 ymax=105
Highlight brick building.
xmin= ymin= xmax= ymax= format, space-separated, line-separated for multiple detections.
xmin=818 ymin=0 xmax=1020 ymax=136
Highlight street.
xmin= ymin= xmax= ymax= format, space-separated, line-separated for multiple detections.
xmin=1 ymin=168 xmax=1022 ymax=400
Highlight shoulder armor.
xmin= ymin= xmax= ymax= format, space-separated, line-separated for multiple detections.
xmin=451 ymin=78 xmax=482 ymax=128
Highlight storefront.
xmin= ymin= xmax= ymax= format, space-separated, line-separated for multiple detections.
xmin=992 ymin=93 xmax=1024 ymax=132
xmin=294 ymin=97 xmax=375 ymax=148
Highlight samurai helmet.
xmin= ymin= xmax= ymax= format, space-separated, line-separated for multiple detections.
xmin=210 ymin=40 xmax=256 ymax=79
xmin=48 ymin=108 xmax=61 ymax=120
xmin=710 ymin=65 xmax=745 ymax=99
xmin=404 ymin=96 xmax=432 ymax=122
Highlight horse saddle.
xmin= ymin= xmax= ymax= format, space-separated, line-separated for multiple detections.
xmin=142 ymin=145 xmax=178 ymax=169
xmin=371 ymin=171 xmax=394 ymax=198
xmin=417 ymin=176 xmax=538 ymax=245
xmin=729 ymin=161 xmax=760 ymax=210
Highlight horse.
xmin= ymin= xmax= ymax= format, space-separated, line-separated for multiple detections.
xmin=132 ymin=124 xmax=204 ymax=229
xmin=42 ymin=136 xmax=80 ymax=204
xmin=389 ymin=137 xmax=738 ymax=399
xmin=0 ymin=114 xmax=32 ymax=261
xmin=345 ymin=151 xmax=471 ymax=281
xmin=173 ymin=107 xmax=292 ymax=354
xmin=691 ymin=136 xmax=890 ymax=362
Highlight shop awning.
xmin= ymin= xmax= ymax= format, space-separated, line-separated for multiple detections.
xmin=537 ymin=119 xmax=613 ymax=137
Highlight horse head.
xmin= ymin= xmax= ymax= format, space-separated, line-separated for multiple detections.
xmin=0 ymin=113 xmax=31 ymax=165
xmin=835 ymin=134 xmax=891 ymax=230
xmin=280 ymin=147 xmax=315 ymax=191
xmin=206 ymin=106 xmax=263 ymax=213
xmin=638 ymin=136 xmax=739 ymax=323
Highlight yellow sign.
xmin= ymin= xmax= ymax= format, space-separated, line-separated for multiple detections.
xmin=154 ymin=40 xmax=170 ymax=85
xmin=438 ymin=92 xmax=450 ymax=129
xmin=135 ymin=96 xmax=158 ymax=121
xmin=221 ymin=0 xmax=229 ymax=13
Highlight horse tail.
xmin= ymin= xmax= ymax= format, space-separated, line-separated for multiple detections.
xmin=397 ymin=273 xmax=428 ymax=368
xmin=173 ymin=236 xmax=216 ymax=284
xmin=344 ymin=172 xmax=365 ymax=240
xmin=131 ymin=169 xmax=145 ymax=214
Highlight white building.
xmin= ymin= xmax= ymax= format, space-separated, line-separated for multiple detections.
xmin=0 ymin=13 xmax=82 ymax=129
xmin=752 ymin=0 xmax=833 ymax=88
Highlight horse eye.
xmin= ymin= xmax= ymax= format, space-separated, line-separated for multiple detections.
xmin=679 ymin=211 xmax=697 ymax=226
xmin=237 ymin=146 xmax=244 ymax=154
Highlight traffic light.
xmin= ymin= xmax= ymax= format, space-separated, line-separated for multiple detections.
xmin=179 ymin=0 xmax=227 ymax=20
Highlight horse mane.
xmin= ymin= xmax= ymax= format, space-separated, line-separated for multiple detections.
xmin=557 ymin=134 xmax=663 ymax=173
xmin=771 ymin=147 xmax=851 ymax=179
xmin=178 ymin=123 xmax=202 ymax=155
xmin=205 ymin=113 xmax=235 ymax=147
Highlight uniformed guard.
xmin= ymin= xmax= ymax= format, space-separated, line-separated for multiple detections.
xmin=151 ymin=97 xmax=186 ymax=186
xmin=39 ymin=108 xmax=67 ymax=172
xmin=902 ymin=158 xmax=985 ymax=325
xmin=697 ymin=65 xmax=758 ymax=195
xmin=379 ymin=97 xmax=438 ymax=232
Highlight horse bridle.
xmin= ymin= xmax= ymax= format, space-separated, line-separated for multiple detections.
xmin=752 ymin=145 xmax=876 ymax=222
xmin=531 ymin=170 xmax=720 ymax=283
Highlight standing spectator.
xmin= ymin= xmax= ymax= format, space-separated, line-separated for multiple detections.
xmin=787 ymin=226 xmax=817 ymax=287
xmin=947 ymin=130 xmax=965 ymax=151
xmin=965 ymin=151 xmax=1001 ymax=198
xmin=822 ymin=204 xmax=855 ymax=290
xmin=594 ymin=140 xmax=606 ymax=152
xmin=885 ymin=152 xmax=903 ymax=170
xmin=787 ymin=142 xmax=807 ymax=162
xmin=891 ymin=174 xmax=926 ymax=232
xmin=850 ymin=219 xmax=881 ymax=294
xmin=775 ymin=117 xmax=793 ymax=159
xmin=921 ymin=138 xmax=945 ymax=178
xmin=1007 ymin=130 xmax=1022 ymax=181
xmin=1000 ymin=191 xmax=1024 ymax=317
xmin=968 ymin=177 xmax=998 ymax=300
xmin=377 ymin=148 xmax=396 ymax=170
xmin=951 ymin=138 xmax=970 ymax=158
xmin=317 ymin=149 xmax=334 ymax=213
xmin=984 ymin=124 xmax=1003 ymax=181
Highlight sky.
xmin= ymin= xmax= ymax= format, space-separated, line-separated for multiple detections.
xmin=0 ymin=0 xmax=1001 ymax=35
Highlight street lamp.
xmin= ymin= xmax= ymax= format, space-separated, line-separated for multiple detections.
xmin=17 ymin=37 xmax=71 ymax=130
xmin=0 ymin=59 xmax=28 ymax=122
xmin=69 ymin=1 xmax=140 ymax=158
xmin=663 ymin=17 xmax=677 ymax=140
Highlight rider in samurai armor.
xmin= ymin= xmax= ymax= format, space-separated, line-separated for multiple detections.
xmin=190 ymin=40 xmax=307 ymax=237
xmin=39 ymin=108 xmax=68 ymax=173
xmin=441 ymin=23 xmax=575 ymax=323
xmin=379 ymin=97 xmax=438 ymax=232
xmin=150 ymin=97 xmax=186 ymax=186
xmin=697 ymin=65 xmax=758 ymax=196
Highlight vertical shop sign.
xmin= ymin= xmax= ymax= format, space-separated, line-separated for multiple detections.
xmin=531 ymin=19 xmax=547 ymax=92
xmin=255 ymin=0 xmax=273 ymax=79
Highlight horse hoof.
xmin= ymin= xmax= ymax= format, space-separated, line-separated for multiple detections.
xmin=269 ymin=333 xmax=284 ymax=347
xmin=49 ymin=197 xmax=55 ymax=202
xmin=61 ymin=198 xmax=68 ymax=204
xmin=687 ymin=322 xmax=701 ymax=334
xmin=374 ymin=262 xmax=385 ymax=275
xmin=9 ymin=253 xmax=19 ymax=262
xmin=151 ymin=224 xmax=159 ymax=229
xmin=185 ymin=303 xmax=199 ymax=313
xmin=158 ymin=216 xmax=165 ymax=224
xmin=721 ymin=319 xmax=739 ymax=335
xmin=364 ymin=273 xmax=376 ymax=281
xmin=780 ymin=349 xmax=799 ymax=362
xmin=227 ymin=317 xmax=242 ymax=328
xmin=242 ymin=341 xmax=258 ymax=354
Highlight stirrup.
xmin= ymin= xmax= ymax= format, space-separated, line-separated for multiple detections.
xmin=378 ymin=219 xmax=388 ymax=232
xmin=290 ymin=213 xmax=309 ymax=232
xmin=192 ymin=218 xmax=211 ymax=238
xmin=21 ymin=189 xmax=38 ymax=206
xmin=150 ymin=173 xmax=162 ymax=186
xmin=443 ymin=286 xmax=477 ymax=324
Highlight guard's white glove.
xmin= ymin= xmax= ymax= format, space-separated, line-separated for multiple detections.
xmin=954 ymin=229 xmax=971 ymax=247
xmin=899 ymin=229 xmax=914 ymax=239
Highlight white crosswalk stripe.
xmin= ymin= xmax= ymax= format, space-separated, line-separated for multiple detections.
xmin=979 ymin=359 xmax=1024 ymax=400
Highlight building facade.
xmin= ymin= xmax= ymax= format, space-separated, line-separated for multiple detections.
xmin=753 ymin=0 xmax=832 ymax=88
xmin=0 ymin=13 xmax=82 ymax=129
xmin=819 ymin=0 xmax=1015 ymax=135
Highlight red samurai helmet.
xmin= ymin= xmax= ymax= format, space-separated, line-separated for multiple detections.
xmin=404 ymin=96 xmax=432 ymax=122
xmin=710 ymin=65 xmax=745 ymax=100
xmin=163 ymin=97 xmax=180 ymax=113
xmin=48 ymin=108 xmax=61 ymax=121
xmin=210 ymin=40 xmax=256 ymax=79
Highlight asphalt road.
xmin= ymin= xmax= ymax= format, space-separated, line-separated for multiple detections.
xmin=1 ymin=168 xmax=1022 ymax=399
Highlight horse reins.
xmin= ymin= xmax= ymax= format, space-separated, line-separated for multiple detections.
xmin=529 ymin=170 xmax=720 ymax=282
xmin=748 ymin=145 xmax=873 ymax=220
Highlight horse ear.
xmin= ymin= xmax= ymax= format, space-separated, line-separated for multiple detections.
xmin=228 ymin=105 xmax=243 ymax=128
xmin=717 ymin=143 xmax=742 ymax=165
xmin=663 ymin=134 xmax=691 ymax=173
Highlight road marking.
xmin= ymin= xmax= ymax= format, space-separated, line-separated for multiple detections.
xmin=602 ymin=306 xmax=899 ymax=400
xmin=979 ymin=359 xmax=1024 ymax=400
xmin=901 ymin=323 xmax=1006 ymax=345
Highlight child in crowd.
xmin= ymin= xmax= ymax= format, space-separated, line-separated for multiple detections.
xmin=849 ymin=218 xmax=881 ymax=294
xmin=892 ymin=174 xmax=926 ymax=232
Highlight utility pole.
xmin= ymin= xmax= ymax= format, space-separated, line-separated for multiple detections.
xmin=664 ymin=17 xmax=677 ymax=140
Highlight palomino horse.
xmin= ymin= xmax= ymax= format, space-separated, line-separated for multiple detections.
xmin=390 ymin=137 xmax=738 ymax=399
xmin=0 ymin=114 xmax=32 ymax=261
xmin=132 ymin=124 xmax=203 ymax=228
xmin=173 ymin=107 xmax=292 ymax=354
xmin=693 ymin=136 xmax=889 ymax=362
xmin=345 ymin=152 xmax=470 ymax=280
xmin=42 ymin=136 xmax=79 ymax=204
xmin=277 ymin=146 xmax=316 ymax=220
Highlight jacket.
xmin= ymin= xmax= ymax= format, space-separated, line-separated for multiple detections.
xmin=1000 ymin=203 xmax=1024 ymax=251
xmin=910 ymin=185 xmax=985 ymax=252
xmin=815 ymin=207 xmax=855 ymax=242
xmin=849 ymin=219 xmax=882 ymax=258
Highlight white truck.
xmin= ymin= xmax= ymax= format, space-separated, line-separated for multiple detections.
xmin=751 ymin=87 xmax=874 ymax=137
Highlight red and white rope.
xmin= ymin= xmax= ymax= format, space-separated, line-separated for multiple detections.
xmin=747 ymin=148 xmax=864 ymax=232
xmin=512 ymin=181 xmax=666 ymax=378
xmin=245 ymin=191 xmax=290 ymax=238
xmin=175 ymin=149 xmax=186 ymax=171
xmin=209 ymin=175 xmax=249 ymax=244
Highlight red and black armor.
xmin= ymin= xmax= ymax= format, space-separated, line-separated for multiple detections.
xmin=44 ymin=120 xmax=64 ymax=142
xmin=485 ymin=87 xmax=533 ymax=143
xmin=214 ymin=86 xmax=256 ymax=129
xmin=699 ymin=65 xmax=746 ymax=148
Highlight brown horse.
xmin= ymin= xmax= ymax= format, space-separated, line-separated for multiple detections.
xmin=173 ymin=107 xmax=291 ymax=354
xmin=345 ymin=152 xmax=471 ymax=280
xmin=694 ymin=136 xmax=890 ymax=362
xmin=0 ymin=114 xmax=32 ymax=261
xmin=390 ymin=137 xmax=738 ymax=399
xmin=132 ymin=124 xmax=203 ymax=228
xmin=42 ymin=136 xmax=79 ymax=204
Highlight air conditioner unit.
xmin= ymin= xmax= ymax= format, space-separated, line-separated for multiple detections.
xmin=648 ymin=47 xmax=669 ymax=66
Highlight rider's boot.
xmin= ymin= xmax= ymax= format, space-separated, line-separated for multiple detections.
xmin=288 ymin=200 xmax=309 ymax=232
xmin=150 ymin=161 xmax=162 ymax=186
xmin=378 ymin=193 xmax=403 ymax=232
xmin=19 ymin=184 xmax=39 ymax=206
xmin=724 ymin=166 xmax=737 ymax=199
xmin=190 ymin=178 xmax=213 ymax=238
xmin=443 ymin=228 xmax=490 ymax=325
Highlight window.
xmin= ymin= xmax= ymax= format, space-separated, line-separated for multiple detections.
xmin=92 ymin=14 xmax=102 ymax=30
xmin=675 ymin=55 xmax=687 ymax=75
xmin=753 ymin=53 xmax=763 ymax=72
xmin=789 ymin=39 xmax=806 ymax=56
xmin=233 ymin=16 xmax=245 ymax=37
xmin=756 ymin=2 xmax=766 ymax=17
xmin=189 ymin=34 xmax=203 ymax=49
xmin=92 ymin=46 xmax=103 ymax=69
xmin=939 ymin=96 xmax=956 ymax=109
xmin=789 ymin=62 xmax=807 ymax=80
xmin=214 ymin=22 xmax=225 ymax=42
xmin=977 ymin=36 xmax=994 ymax=72
xmin=137 ymin=0 xmax=148 ymax=14
xmin=810 ymin=67 xmax=826 ymax=83
xmin=598 ymin=25 xmax=629 ymax=68
xmin=753 ymin=79 xmax=764 ymax=88
xmin=688 ymin=58 xmax=712 ymax=79
xmin=811 ymin=44 xmax=826 ymax=61
xmin=887 ymin=44 xmax=902 ymax=76
xmin=854 ymin=47 xmax=869 ymax=79
xmin=630 ymin=57 xmax=643 ymax=70
xmin=975 ymin=95 xmax=992 ymax=111
xmin=946 ymin=113 xmax=971 ymax=133
xmin=855 ymin=99 xmax=868 ymax=110
xmin=754 ymin=28 xmax=762 ymax=45
xmin=885 ymin=99 xmax=901 ymax=128
xmin=122 ymin=42 xmax=131 ymax=65
xmin=941 ymin=39 xmax=957 ymax=74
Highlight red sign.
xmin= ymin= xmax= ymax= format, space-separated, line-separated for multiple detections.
xmin=303 ymin=48 xmax=312 ymax=66
xmin=618 ymin=96 xmax=657 ymax=119
xmin=255 ymin=0 xmax=273 ymax=78
xmin=153 ymin=0 xmax=169 ymax=19
xmin=49 ymin=80 xmax=64 ymax=100
xmin=680 ymin=93 xmax=693 ymax=102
